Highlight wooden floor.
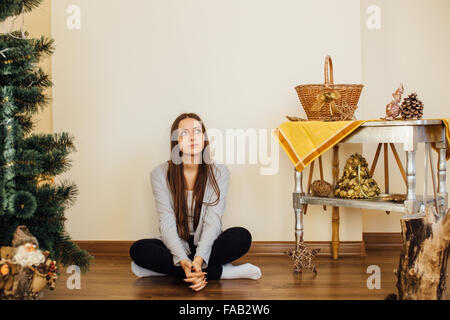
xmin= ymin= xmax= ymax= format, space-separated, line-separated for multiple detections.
xmin=43 ymin=250 xmax=449 ymax=300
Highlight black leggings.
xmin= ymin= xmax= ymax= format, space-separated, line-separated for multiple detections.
xmin=129 ymin=227 xmax=252 ymax=280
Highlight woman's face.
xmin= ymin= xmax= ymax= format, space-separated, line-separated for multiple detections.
xmin=177 ymin=118 xmax=205 ymax=158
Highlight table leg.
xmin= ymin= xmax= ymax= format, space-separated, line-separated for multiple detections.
xmin=405 ymin=150 xmax=418 ymax=215
xmin=294 ymin=168 xmax=304 ymax=250
xmin=438 ymin=145 xmax=448 ymax=213
xmin=384 ymin=143 xmax=390 ymax=195
xmin=332 ymin=207 xmax=340 ymax=260
xmin=332 ymin=145 xmax=340 ymax=260
xmin=304 ymin=160 xmax=315 ymax=215
xmin=427 ymin=143 xmax=440 ymax=215
xmin=384 ymin=143 xmax=391 ymax=214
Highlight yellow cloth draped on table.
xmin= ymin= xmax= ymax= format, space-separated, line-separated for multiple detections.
xmin=274 ymin=119 xmax=450 ymax=173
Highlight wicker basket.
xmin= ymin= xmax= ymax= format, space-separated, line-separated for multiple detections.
xmin=295 ymin=55 xmax=363 ymax=121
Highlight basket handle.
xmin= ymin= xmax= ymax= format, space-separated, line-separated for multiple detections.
xmin=324 ymin=55 xmax=334 ymax=85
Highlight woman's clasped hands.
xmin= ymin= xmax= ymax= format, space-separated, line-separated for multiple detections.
xmin=180 ymin=256 xmax=207 ymax=291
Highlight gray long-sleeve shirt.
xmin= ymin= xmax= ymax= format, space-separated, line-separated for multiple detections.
xmin=150 ymin=160 xmax=230 ymax=269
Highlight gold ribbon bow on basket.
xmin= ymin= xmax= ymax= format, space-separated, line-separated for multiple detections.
xmin=311 ymin=91 xmax=341 ymax=115
xmin=310 ymin=90 xmax=357 ymax=121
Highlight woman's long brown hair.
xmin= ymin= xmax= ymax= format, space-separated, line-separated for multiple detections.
xmin=166 ymin=113 xmax=220 ymax=241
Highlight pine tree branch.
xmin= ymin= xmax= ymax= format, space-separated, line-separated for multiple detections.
xmin=21 ymin=0 xmax=45 ymax=13
xmin=1 ymin=68 xmax=53 ymax=89
xmin=32 ymin=35 xmax=55 ymax=58
xmin=12 ymin=86 xmax=49 ymax=115
xmin=33 ymin=179 xmax=79 ymax=210
xmin=0 ymin=0 xmax=44 ymax=22
xmin=0 ymin=0 xmax=22 ymax=22
xmin=13 ymin=149 xmax=43 ymax=177
xmin=21 ymin=132 xmax=77 ymax=154
xmin=55 ymin=232 xmax=94 ymax=273
xmin=14 ymin=113 xmax=34 ymax=135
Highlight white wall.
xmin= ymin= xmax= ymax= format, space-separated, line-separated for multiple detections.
xmin=360 ymin=0 xmax=450 ymax=232
xmin=52 ymin=0 xmax=363 ymax=241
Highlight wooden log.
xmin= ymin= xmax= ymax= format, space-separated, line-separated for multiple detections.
xmin=389 ymin=207 xmax=450 ymax=300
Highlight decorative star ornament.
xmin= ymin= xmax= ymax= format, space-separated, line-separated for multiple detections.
xmin=287 ymin=242 xmax=320 ymax=274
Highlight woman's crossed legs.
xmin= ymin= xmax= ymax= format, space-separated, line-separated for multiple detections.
xmin=129 ymin=227 xmax=257 ymax=280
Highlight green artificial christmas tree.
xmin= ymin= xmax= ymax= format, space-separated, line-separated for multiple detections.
xmin=0 ymin=0 xmax=92 ymax=273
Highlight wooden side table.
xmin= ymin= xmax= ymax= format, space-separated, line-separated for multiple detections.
xmin=292 ymin=120 xmax=448 ymax=260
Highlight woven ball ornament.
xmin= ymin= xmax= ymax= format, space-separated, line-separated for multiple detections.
xmin=311 ymin=180 xmax=332 ymax=197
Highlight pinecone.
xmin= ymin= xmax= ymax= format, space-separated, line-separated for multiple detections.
xmin=401 ymin=92 xmax=424 ymax=120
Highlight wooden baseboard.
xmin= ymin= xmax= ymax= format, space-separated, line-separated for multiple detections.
xmin=247 ymin=241 xmax=365 ymax=257
xmin=72 ymin=233 xmax=401 ymax=259
xmin=362 ymin=232 xmax=402 ymax=250
xmin=73 ymin=240 xmax=366 ymax=257
xmin=74 ymin=241 xmax=132 ymax=256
